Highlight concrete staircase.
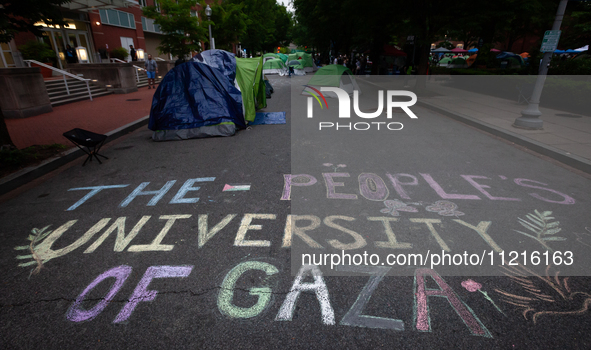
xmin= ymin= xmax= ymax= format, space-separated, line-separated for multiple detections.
xmin=136 ymin=73 xmax=161 ymax=88
xmin=45 ymin=79 xmax=112 ymax=106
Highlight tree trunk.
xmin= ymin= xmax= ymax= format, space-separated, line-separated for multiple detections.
xmin=0 ymin=107 xmax=15 ymax=148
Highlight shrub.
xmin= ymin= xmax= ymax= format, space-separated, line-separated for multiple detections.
xmin=110 ymin=47 xmax=129 ymax=60
xmin=18 ymin=40 xmax=56 ymax=64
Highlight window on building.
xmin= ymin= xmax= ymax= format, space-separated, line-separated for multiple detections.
xmin=190 ymin=10 xmax=198 ymax=17
xmin=139 ymin=0 xmax=147 ymax=7
xmin=99 ymin=9 xmax=135 ymax=29
xmin=141 ymin=16 xmax=162 ymax=34
xmin=154 ymin=1 xmax=160 ymax=12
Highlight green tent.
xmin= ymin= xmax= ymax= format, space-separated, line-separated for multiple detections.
xmin=263 ymin=58 xmax=287 ymax=75
xmin=236 ymin=57 xmax=267 ymax=122
xmin=304 ymin=64 xmax=360 ymax=96
xmin=287 ymin=59 xmax=305 ymax=70
xmin=277 ymin=53 xmax=288 ymax=63
xmin=307 ymin=64 xmax=351 ymax=86
xmin=438 ymin=57 xmax=452 ymax=66
xmin=263 ymin=53 xmax=279 ymax=60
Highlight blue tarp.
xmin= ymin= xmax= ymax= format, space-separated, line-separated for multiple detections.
xmin=192 ymin=49 xmax=237 ymax=83
xmin=250 ymin=112 xmax=286 ymax=125
xmin=148 ymin=61 xmax=245 ymax=141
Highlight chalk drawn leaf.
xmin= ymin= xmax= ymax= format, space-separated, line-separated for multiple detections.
xmin=323 ymin=163 xmax=333 ymax=167
xmin=514 ymin=210 xmax=564 ymax=252
xmin=496 ymin=264 xmax=591 ymax=324
xmin=15 ymin=225 xmax=54 ymax=278
xmin=542 ymin=237 xmax=567 ymax=242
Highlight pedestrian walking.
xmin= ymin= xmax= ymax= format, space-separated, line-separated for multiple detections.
xmin=144 ymin=54 xmax=158 ymax=89
xmin=129 ymin=45 xmax=137 ymax=61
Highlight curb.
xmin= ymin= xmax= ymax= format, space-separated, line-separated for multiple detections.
xmin=417 ymin=101 xmax=591 ymax=174
xmin=0 ymin=116 xmax=150 ymax=196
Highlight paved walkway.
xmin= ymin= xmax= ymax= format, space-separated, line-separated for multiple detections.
xmin=5 ymin=86 xmax=157 ymax=149
xmin=419 ymin=82 xmax=591 ymax=163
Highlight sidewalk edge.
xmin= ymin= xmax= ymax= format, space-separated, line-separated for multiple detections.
xmin=418 ymin=101 xmax=591 ymax=174
xmin=0 ymin=116 xmax=150 ymax=196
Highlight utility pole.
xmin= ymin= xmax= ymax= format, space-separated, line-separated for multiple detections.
xmin=513 ymin=0 xmax=568 ymax=130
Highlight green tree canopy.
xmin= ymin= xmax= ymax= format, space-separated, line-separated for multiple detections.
xmin=142 ymin=0 xmax=208 ymax=58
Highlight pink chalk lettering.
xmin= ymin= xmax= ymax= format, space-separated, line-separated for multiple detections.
xmin=113 ymin=265 xmax=193 ymax=323
xmin=281 ymin=174 xmax=317 ymax=200
xmin=385 ymin=173 xmax=418 ymax=200
xmin=461 ymin=175 xmax=520 ymax=201
xmin=420 ymin=174 xmax=480 ymax=200
xmin=66 ymin=265 xmax=132 ymax=322
xmin=514 ymin=178 xmax=575 ymax=205
xmin=358 ymin=173 xmax=389 ymax=201
xmin=323 ymin=173 xmax=358 ymax=200
xmin=414 ymin=269 xmax=490 ymax=337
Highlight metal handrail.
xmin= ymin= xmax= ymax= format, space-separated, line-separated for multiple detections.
xmin=24 ymin=59 xmax=93 ymax=101
xmin=154 ymin=57 xmax=165 ymax=61
xmin=109 ymin=58 xmax=147 ymax=83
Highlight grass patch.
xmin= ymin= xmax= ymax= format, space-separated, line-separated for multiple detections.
xmin=0 ymin=144 xmax=69 ymax=178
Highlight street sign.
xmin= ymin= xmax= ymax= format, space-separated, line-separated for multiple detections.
xmin=540 ymin=30 xmax=561 ymax=52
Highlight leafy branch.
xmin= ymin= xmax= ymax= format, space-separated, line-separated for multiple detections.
xmin=14 ymin=226 xmax=53 ymax=277
xmin=514 ymin=210 xmax=565 ymax=252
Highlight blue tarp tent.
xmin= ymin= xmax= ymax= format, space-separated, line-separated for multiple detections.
xmin=149 ymin=61 xmax=245 ymax=141
xmin=192 ymin=49 xmax=237 ymax=83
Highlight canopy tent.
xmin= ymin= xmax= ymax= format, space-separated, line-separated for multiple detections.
xmin=490 ymin=48 xmax=501 ymax=52
xmin=431 ymin=47 xmax=451 ymax=53
xmin=277 ymin=53 xmax=288 ymax=63
xmin=235 ymin=57 xmax=267 ymax=123
xmin=383 ymin=44 xmax=407 ymax=57
xmin=450 ymin=48 xmax=468 ymax=53
xmin=520 ymin=52 xmax=530 ymax=58
xmin=262 ymin=53 xmax=280 ymax=64
xmin=468 ymin=48 xmax=478 ymax=53
xmin=575 ymin=45 xmax=589 ymax=52
xmin=302 ymin=64 xmax=360 ymax=98
xmin=263 ymin=58 xmax=287 ymax=76
xmin=149 ymin=62 xmax=245 ymax=141
xmin=192 ymin=49 xmax=237 ymax=82
xmin=554 ymin=49 xmax=566 ymax=54
xmin=565 ymin=49 xmax=578 ymax=53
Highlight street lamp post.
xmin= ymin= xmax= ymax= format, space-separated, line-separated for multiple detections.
xmin=205 ymin=5 xmax=214 ymax=50
xmin=513 ymin=0 xmax=568 ymax=130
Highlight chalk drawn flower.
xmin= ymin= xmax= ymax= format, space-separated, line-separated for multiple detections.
xmin=462 ymin=279 xmax=505 ymax=315
xmin=380 ymin=200 xmax=418 ymax=217
xmin=323 ymin=163 xmax=333 ymax=167
xmin=425 ymin=200 xmax=464 ymax=216
xmin=337 ymin=164 xmax=346 ymax=168
xmin=462 ymin=279 xmax=482 ymax=292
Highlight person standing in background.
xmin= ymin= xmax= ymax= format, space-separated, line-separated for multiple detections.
xmin=130 ymin=45 xmax=137 ymax=61
xmin=144 ymin=54 xmax=158 ymax=89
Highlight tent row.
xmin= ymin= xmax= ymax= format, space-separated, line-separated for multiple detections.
xmin=148 ymin=49 xmax=267 ymax=141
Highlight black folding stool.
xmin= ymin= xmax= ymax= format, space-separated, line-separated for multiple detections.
xmin=63 ymin=128 xmax=109 ymax=166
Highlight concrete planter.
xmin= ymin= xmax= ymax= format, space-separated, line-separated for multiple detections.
xmin=156 ymin=61 xmax=175 ymax=79
xmin=0 ymin=67 xmax=52 ymax=119
xmin=67 ymin=63 xmax=138 ymax=94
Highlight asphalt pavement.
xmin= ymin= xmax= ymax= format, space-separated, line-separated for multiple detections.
xmin=1 ymin=75 xmax=591 ymax=349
